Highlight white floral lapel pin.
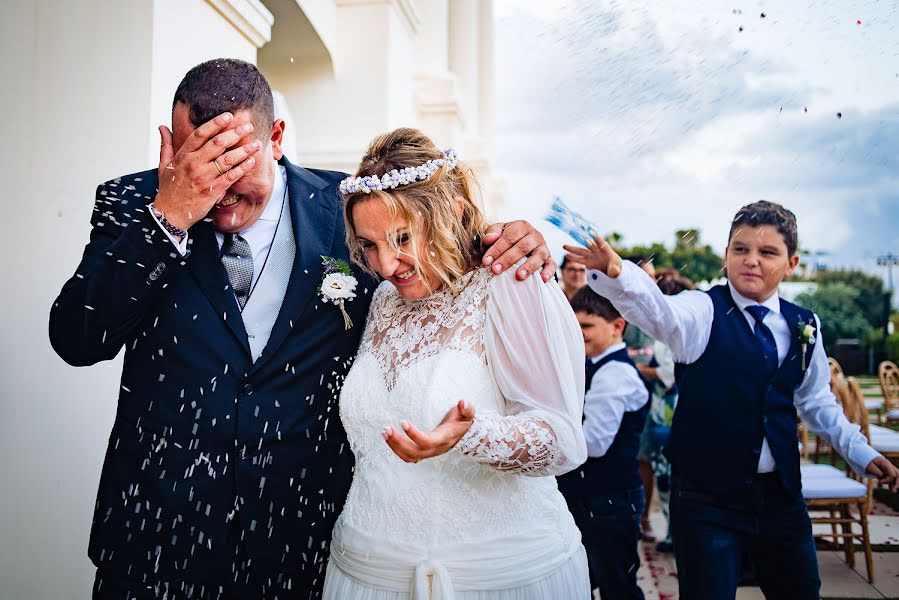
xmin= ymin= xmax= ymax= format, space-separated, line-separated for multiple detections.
xmin=319 ymin=256 xmax=358 ymax=330
xmin=797 ymin=320 xmax=817 ymax=370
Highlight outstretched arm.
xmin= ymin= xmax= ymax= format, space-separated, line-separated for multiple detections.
xmin=565 ymin=235 xmax=713 ymax=364
xmin=795 ymin=317 xmax=899 ymax=491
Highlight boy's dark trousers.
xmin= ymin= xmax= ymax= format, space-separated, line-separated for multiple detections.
xmin=565 ymin=487 xmax=645 ymax=600
xmin=670 ymin=472 xmax=820 ymax=600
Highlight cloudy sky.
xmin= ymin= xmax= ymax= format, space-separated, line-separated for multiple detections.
xmin=493 ymin=0 xmax=899 ymax=275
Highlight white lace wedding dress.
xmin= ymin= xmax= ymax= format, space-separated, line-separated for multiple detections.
xmin=323 ymin=266 xmax=591 ymax=600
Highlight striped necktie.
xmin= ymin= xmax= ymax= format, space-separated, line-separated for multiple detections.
xmin=745 ymin=305 xmax=778 ymax=374
xmin=222 ymin=233 xmax=253 ymax=310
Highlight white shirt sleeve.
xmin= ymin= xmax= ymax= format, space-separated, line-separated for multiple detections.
xmin=582 ymin=362 xmax=649 ymax=457
xmin=586 ymin=261 xmax=714 ymax=364
xmin=653 ymin=341 xmax=677 ymax=390
xmin=456 ymin=266 xmax=588 ymax=476
xmin=794 ymin=314 xmax=880 ymax=476
xmin=148 ymin=204 xmax=189 ymax=256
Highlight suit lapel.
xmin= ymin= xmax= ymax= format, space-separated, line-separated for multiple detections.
xmin=251 ymin=157 xmax=338 ymax=370
xmin=186 ymin=220 xmax=252 ymax=357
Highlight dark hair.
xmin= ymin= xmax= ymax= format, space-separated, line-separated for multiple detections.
xmin=173 ymin=58 xmax=274 ymax=134
xmin=655 ymin=268 xmax=696 ymax=295
xmin=728 ymin=200 xmax=798 ymax=256
xmin=570 ymin=286 xmax=622 ymax=322
xmin=561 ymin=256 xmax=585 ymax=270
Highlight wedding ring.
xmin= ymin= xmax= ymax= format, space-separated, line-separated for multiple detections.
xmin=213 ymin=159 xmax=224 ymax=175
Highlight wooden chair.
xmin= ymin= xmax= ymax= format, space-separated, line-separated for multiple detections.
xmin=828 ymin=357 xmax=844 ymax=379
xmin=798 ymin=422 xmax=809 ymax=460
xmin=846 ymin=378 xmax=871 ymax=444
xmin=813 ymin=359 xmax=845 ymax=463
xmin=802 ymin=375 xmax=876 ymax=583
xmin=879 ymin=360 xmax=899 ymax=425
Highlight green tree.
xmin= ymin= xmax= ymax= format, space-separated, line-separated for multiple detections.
xmin=813 ymin=269 xmax=888 ymax=330
xmin=612 ymin=229 xmax=723 ymax=284
xmin=795 ymin=283 xmax=873 ymax=352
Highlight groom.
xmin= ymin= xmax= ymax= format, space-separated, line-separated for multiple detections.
xmin=50 ymin=58 xmax=555 ymax=600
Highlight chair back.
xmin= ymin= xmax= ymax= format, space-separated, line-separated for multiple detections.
xmin=879 ymin=360 xmax=899 ymax=410
xmin=846 ymin=377 xmax=871 ymax=443
xmin=829 ymin=372 xmax=849 ymax=412
xmin=829 ymin=357 xmax=845 ymax=380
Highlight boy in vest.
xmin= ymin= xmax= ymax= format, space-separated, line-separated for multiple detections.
xmin=558 ymin=287 xmax=649 ymax=600
xmin=564 ymin=200 xmax=899 ymax=600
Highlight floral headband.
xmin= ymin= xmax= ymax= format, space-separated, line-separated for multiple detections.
xmin=338 ymin=148 xmax=459 ymax=196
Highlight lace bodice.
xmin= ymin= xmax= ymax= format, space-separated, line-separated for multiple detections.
xmin=335 ymin=266 xmax=587 ymax=546
xmin=359 ymin=269 xmax=489 ymax=392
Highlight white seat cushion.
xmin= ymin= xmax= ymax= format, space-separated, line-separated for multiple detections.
xmin=800 ymin=464 xmax=845 ymax=479
xmin=870 ymin=424 xmax=895 ymax=436
xmin=872 ymin=436 xmax=899 ymax=453
xmin=887 ymin=408 xmax=899 ymax=419
xmin=865 ymin=399 xmax=884 ymax=410
xmin=802 ymin=475 xmax=868 ymax=499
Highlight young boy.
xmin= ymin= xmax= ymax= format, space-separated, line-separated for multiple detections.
xmin=557 ymin=287 xmax=649 ymax=600
xmin=564 ymin=201 xmax=899 ymax=599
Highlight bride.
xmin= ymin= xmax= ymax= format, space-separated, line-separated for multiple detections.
xmin=322 ymin=128 xmax=590 ymax=599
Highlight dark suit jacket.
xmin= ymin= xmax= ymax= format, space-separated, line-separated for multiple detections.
xmin=50 ymin=157 xmax=375 ymax=596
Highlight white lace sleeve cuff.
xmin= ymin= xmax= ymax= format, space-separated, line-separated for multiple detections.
xmin=456 ymin=408 xmax=559 ymax=476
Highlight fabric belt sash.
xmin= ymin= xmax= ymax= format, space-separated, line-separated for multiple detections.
xmin=329 ymin=521 xmax=582 ymax=599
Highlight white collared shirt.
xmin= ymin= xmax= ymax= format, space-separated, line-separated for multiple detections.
xmin=582 ymin=341 xmax=650 ymax=458
xmin=152 ymin=162 xmax=288 ymax=290
xmin=586 ymin=260 xmax=879 ymax=476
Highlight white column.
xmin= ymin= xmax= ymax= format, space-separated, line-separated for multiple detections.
xmin=449 ymin=0 xmax=481 ymax=133
xmin=476 ymin=0 xmax=502 ymax=218
xmin=413 ymin=0 xmax=464 ymax=148
xmin=449 ymin=0 xmax=496 ymax=213
xmin=282 ymin=0 xmax=420 ymax=173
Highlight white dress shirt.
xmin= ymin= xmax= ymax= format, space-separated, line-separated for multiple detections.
xmin=582 ymin=342 xmax=650 ymax=458
xmin=587 ymin=261 xmax=880 ymax=476
xmin=652 ymin=341 xmax=676 ymax=390
xmin=152 ymin=162 xmax=288 ymax=291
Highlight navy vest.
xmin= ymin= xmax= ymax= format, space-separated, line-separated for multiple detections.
xmin=665 ymin=285 xmax=815 ymax=502
xmin=558 ymin=348 xmax=650 ymax=496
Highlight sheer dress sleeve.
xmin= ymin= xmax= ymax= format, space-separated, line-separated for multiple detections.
xmin=455 ymin=266 xmax=588 ymax=476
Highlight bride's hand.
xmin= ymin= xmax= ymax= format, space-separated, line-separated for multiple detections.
xmin=563 ymin=234 xmax=623 ymax=278
xmin=383 ymin=400 xmax=476 ymax=463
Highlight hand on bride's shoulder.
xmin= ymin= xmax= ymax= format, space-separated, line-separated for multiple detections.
xmin=382 ymin=400 xmax=476 ymax=463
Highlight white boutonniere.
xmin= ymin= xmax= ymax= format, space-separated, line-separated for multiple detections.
xmin=797 ymin=320 xmax=817 ymax=370
xmin=320 ymin=256 xmax=358 ymax=330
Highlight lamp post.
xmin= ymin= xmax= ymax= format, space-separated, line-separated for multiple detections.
xmin=877 ymin=252 xmax=898 ymax=344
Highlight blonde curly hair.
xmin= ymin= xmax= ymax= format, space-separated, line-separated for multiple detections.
xmin=343 ymin=128 xmax=488 ymax=294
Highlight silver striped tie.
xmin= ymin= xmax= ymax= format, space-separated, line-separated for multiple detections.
xmin=222 ymin=233 xmax=253 ymax=309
